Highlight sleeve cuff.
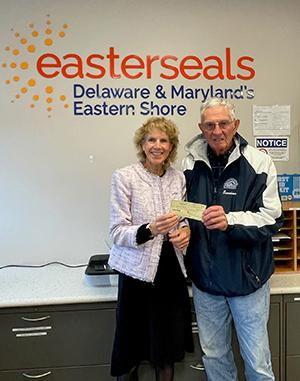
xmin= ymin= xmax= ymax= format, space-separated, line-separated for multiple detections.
xmin=136 ymin=223 xmax=154 ymax=245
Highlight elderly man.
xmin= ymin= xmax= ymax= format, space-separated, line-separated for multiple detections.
xmin=183 ymin=98 xmax=283 ymax=381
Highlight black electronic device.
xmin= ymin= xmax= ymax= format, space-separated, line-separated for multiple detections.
xmin=85 ymin=254 xmax=118 ymax=286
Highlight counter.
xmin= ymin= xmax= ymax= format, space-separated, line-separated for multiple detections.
xmin=0 ymin=264 xmax=300 ymax=308
xmin=0 ymin=265 xmax=118 ymax=308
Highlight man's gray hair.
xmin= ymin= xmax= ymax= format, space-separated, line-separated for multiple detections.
xmin=200 ymin=97 xmax=237 ymax=120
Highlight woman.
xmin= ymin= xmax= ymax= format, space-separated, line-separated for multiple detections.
xmin=108 ymin=117 xmax=194 ymax=381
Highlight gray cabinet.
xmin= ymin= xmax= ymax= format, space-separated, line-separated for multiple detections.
xmin=268 ymin=295 xmax=283 ymax=380
xmin=181 ymin=301 xmax=207 ymax=381
xmin=0 ymin=366 xmax=111 ymax=381
xmin=1 ymin=293 xmax=299 ymax=381
xmin=132 ymin=292 xmax=299 ymax=381
xmin=0 ymin=302 xmax=116 ymax=381
xmin=232 ymin=294 xmax=283 ymax=381
xmin=284 ymin=294 xmax=300 ymax=381
xmin=138 ymin=299 xmax=207 ymax=381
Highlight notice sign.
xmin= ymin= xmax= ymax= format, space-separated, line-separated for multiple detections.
xmin=255 ymin=137 xmax=289 ymax=161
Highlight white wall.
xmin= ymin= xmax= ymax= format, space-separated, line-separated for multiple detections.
xmin=0 ymin=0 xmax=299 ymax=265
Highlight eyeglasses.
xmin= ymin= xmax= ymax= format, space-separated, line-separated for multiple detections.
xmin=202 ymin=120 xmax=234 ymax=131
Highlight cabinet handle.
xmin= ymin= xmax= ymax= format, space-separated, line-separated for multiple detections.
xmin=191 ymin=321 xmax=199 ymax=333
xmin=21 ymin=315 xmax=50 ymax=322
xmin=13 ymin=326 xmax=52 ymax=333
xmin=22 ymin=371 xmax=51 ymax=378
xmin=16 ymin=332 xmax=48 ymax=338
xmin=293 ymin=297 xmax=300 ymax=301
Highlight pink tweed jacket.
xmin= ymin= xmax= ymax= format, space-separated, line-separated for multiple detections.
xmin=108 ymin=162 xmax=187 ymax=282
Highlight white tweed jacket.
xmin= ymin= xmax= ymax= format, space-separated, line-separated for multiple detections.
xmin=108 ymin=162 xmax=187 ymax=282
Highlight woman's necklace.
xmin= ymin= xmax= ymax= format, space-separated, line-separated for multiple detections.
xmin=142 ymin=162 xmax=165 ymax=177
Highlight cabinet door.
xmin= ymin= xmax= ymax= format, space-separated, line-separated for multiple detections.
xmin=138 ymin=361 xmax=207 ymax=381
xmin=184 ymin=301 xmax=207 ymax=380
xmin=0 ymin=306 xmax=115 ymax=370
xmin=185 ymin=296 xmax=282 ymax=381
xmin=0 ymin=365 xmax=114 ymax=381
xmin=284 ymin=294 xmax=300 ymax=380
xmin=175 ymin=361 xmax=207 ymax=381
xmin=138 ymin=299 xmax=207 ymax=381
xmin=233 ymin=294 xmax=282 ymax=381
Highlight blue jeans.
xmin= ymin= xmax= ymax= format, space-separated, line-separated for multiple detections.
xmin=192 ymin=282 xmax=274 ymax=381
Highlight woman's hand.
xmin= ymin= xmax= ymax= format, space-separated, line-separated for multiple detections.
xmin=149 ymin=212 xmax=179 ymax=236
xmin=169 ymin=226 xmax=191 ymax=251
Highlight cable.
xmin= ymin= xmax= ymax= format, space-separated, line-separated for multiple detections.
xmin=0 ymin=261 xmax=88 ymax=270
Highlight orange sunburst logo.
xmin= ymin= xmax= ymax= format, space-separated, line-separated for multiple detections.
xmin=1 ymin=15 xmax=70 ymax=118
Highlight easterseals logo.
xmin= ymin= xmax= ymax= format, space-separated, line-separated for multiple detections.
xmin=36 ymin=46 xmax=255 ymax=81
xmin=1 ymin=15 xmax=256 ymax=118
xmin=0 ymin=15 xmax=70 ymax=117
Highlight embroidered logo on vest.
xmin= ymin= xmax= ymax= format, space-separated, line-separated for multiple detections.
xmin=223 ymin=178 xmax=238 ymax=195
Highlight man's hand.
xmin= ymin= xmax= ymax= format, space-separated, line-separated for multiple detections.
xmin=202 ymin=205 xmax=228 ymax=231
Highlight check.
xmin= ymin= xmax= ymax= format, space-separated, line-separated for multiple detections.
xmin=170 ymin=200 xmax=206 ymax=221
